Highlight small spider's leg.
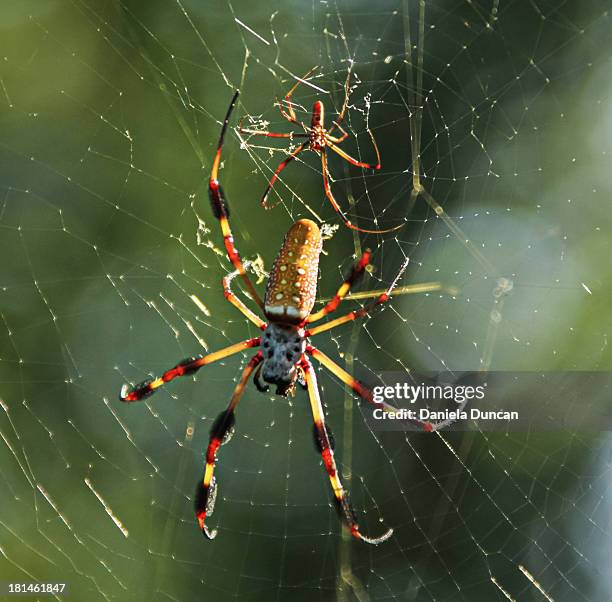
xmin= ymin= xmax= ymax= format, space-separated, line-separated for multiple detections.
xmin=195 ymin=352 xmax=263 ymax=539
xmin=119 ymin=338 xmax=261 ymax=402
xmin=320 ymin=149 xmax=357 ymax=227
xmin=301 ymin=356 xmax=393 ymax=544
xmin=261 ymin=142 xmax=306 ymax=208
xmin=209 ymin=91 xmax=264 ymax=308
xmin=326 ymin=121 xmax=349 ymax=144
xmin=240 ymin=128 xmax=304 ymax=139
xmin=306 ymin=250 xmax=372 ymax=323
xmin=238 ymin=117 xmax=308 ymax=139
xmin=277 ymin=100 xmax=298 ymax=125
xmin=327 ymin=139 xmax=381 ymax=171
xmin=279 ymin=65 xmax=319 ymax=124
xmin=321 ymin=151 xmax=399 ymax=234
xmin=223 ymin=267 xmax=267 ymax=329
xmin=306 ymin=346 xmax=436 ymax=433
xmin=328 ymin=67 xmax=352 ymax=134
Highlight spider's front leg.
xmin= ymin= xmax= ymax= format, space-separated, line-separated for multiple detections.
xmin=278 ymin=65 xmax=320 ymax=124
xmin=261 ymin=142 xmax=306 ymax=208
xmin=209 ymin=90 xmax=264 ymax=308
xmin=301 ymin=357 xmax=393 ymax=545
xmin=306 ymin=248 xmax=371 ymax=324
xmin=195 ymin=352 xmax=263 ymax=539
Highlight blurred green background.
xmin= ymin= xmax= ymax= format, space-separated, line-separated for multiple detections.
xmin=1 ymin=1 xmax=612 ymax=601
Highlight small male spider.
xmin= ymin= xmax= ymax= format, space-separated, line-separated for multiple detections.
xmin=120 ymin=91 xmax=437 ymax=545
xmin=239 ymin=66 xmax=404 ymax=234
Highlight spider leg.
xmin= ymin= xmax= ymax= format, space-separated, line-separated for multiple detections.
xmin=209 ymin=91 xmax=264 ymax=308
xmin=240 ymin=128 xmax=304 ymax=139
xmin=328 ymin=67 xmax=352 ymax=134
xmin=195 ymin=352 xmax=263 ymax=539
xmin=326 ymin=121 xmax=349 ymax=144
xmin=327 ymin=139 xmax=381 ymax=171
xmin=278 ymin=66 xmax=319 ymax=124
xmin=119 ymin=338 xmax=261 ymax=402
xmin=305 ymin=296 xmax=386 ymax=337
xmin=320 ymin=150 xmax=400 ymax=234
xmin=301 ymin=356 xmax=393 ymax=544
xmin=223 ymin=264 xmax=267 ymax=329
xmin=320 ymin=149 xmax=357 ymax=228
xmin=238 ymin=117 xmax=308 ymax=139
xmin=306 ymin=346 xmax=436 ymax=432
xmin=306 ymin=249 xmax=372 ymax=323
xmin=261 ymin=142 xmax=306 ymax=208
xmin=306 ymin=256 xmax=409 ymax=335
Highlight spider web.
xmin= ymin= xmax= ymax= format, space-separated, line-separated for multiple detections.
xmin=1 ymin=1 xmax=612 ymax=600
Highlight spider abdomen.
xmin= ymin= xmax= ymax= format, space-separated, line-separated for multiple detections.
xmin=264 ymin=219 xmax=322 ymax=324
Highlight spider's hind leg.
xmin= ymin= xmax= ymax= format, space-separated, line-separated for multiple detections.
xmin=301 ymin=357 xmax=393 ymax=545
xmin=194 ymin=352 xmax=263 ymax=539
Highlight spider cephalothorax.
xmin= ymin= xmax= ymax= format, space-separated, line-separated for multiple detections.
xmin=308 ymin=101 xmax=328 ymax=151
xmin=259 ymin=323 xmax=305 ymax=395
xmin=119 ymin=90 xmax=441 ymax=546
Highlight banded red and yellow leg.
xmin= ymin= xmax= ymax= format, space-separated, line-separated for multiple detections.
xmin=306 ymin=346 xmax=434 ymax=432
xmin=301 ymin=357 xmax=393 ymax=545
xmin=119 ymin=338 xmax=261 ymax=402
xmin=208 ymin=90 xmax=264 ymax=308
xmin=195 ymin=352 xmax=263 ymax=539
xmin=305 ymin=294 xmax=388 ymax=337
xmin=222 ymin=269 xmax=266 ymax=330
xmin=306 ymin=249 xmax=371 ymax=323
xmin=306 ymin=255 xmax=409 ymax=335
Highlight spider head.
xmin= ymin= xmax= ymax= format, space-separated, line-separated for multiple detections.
xmin=260 ymin=322 xmax=305 ymax=397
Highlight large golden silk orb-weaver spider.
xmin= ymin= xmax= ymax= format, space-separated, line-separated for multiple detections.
xmin=120 ymin=91 xmax=438 ymax=545
xmin=239 ymin=66 xmax=404 ymax=234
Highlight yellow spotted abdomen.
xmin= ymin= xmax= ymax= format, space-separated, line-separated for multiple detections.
xmin=264 ymin=219 xmax=322 ymax=324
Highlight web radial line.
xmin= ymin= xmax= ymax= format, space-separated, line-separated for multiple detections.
xmin=316 ymin=281 xmax=457 ymax=303
xmin=480 ymin=281 xmax=512 ymax=372
xmin=414 ymin=0 xmax=425 ymax=187
xmin=339 ymin=311 xmax=359 ymax=577
xmin=402 ymin=0 xmax=422 ymax=190
xmin=401 ymin=2 xmax=499 ymax=278
xmin=321 ymin=26 xmax=364 ymax=594
xmin=119 ymin=4 xmax=206 ymax=167
xmin=419 ymin=187 xmax=498 ymax=277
